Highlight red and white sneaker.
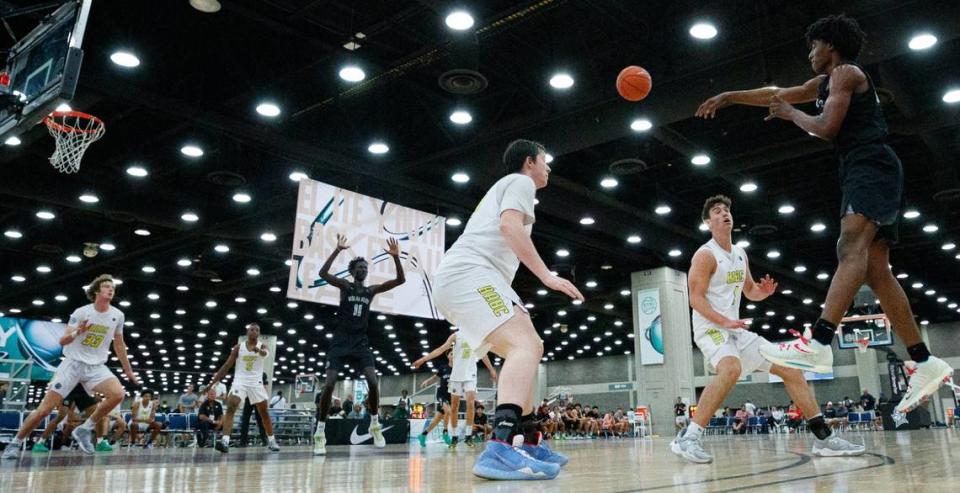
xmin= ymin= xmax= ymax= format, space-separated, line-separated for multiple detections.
xmin=897 ymin=357 xmax=955 ymax=413
xmin=759 ymin=329 xmax=834 ymax=374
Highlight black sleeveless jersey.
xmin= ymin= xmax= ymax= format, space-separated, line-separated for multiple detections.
xmin=436 ymin=361 xmax=452 ymax=396
xmin=816 ymin=61 xmax=888 ymax=153
xmin=335 ymin=283 xmax=374 ymax=337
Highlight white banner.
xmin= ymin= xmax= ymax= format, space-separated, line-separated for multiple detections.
xmin=287 ymin=178 xmax=445 ymax=319
xmin=636 ymin=288 xmax=664 ymax=365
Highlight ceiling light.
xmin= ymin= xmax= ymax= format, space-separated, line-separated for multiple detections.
xmin=794 ymin=265 xmax=807 ymax=273
xmin=177 ymin=258 xmax=191 ymax=267
xmin=189 ymin=0 xmax=221 ymax=13
xmin=214 ymin=244 xmax=229 ymax=253
xmin=11 ymin=275 xmax=25 ymax=282
xmin=288 ymin=171 xmax=308 ymax=182
xmin=177 ymin=285 xmax=189 ymax=292
xmin=943 ymin=89 xmax=960 ymax=104
xmin=55 ymin=294 xmax=67 ymax=302
xmin=339 ymin=65 xmax=365 ymax=82
xmin=180 ymin=145 xmax=203 ymax=157
xmin=549 ymin=73 xmax=574 ymax=89
xmin=696 ymin=223 xmax=708 ymax=232
xmin=735 ymin=239 xmax=750 ymax=248
xmin=896 ymin=272 xmax=908 ymax=279
xmin=810 ymin=222 xmax=826 ymax=232
xmin=78 ymin=194 xmax=99 ymax=203
xmin=449 ymin=110 xmax=472 ymax=124
xmin=368 ymin=142 xmax=389 ymax=154
xmin=36 ymin=210 xmax=56 ymax=220
xmin=126 ymin=165 xmax=148 ymax=177
xmin=134 ymin=228 xmax=150 ymax=236
xmin=181 ymin=212 xmax=199 ymax=222
xmin=110 ymin=51 xmax=140 ymax=67
xmin=668 ymin=249 xmax=682 ymax=257
xmin=600 ymin=177 xmax=618 ymax=188
xmin=451 ymin=172 xmax=470 ymax=183
xmin=232 ymin=192 xmax=251 ymax=203
xmin=739 ymin=182 xmax=758 ymax=193
xmin=55 ymin=103 xmax=72 ymax=112
xmin=627 ymin=235 xmax=641 ymax=244
xmin=556 ymin=249 xmax=570 ymax=257
xmin=655 ymin=205 xmax=671 ymax=215
xmin=816 ymin=272 xmax=830 ymax=280
xmin=445 ymin=10 xmax=474 ymax=30
xmin=4 ymin=230 xmax=22 ymax=239
xmin=141 ymin=265 xmax=156 ymax=273
xmin=903 ymin=210 xmax=920 ymax=219
xmin=691 ymin=154 xmax=711 ymax=166
xmin=36 ymin=265 xmax=51 ymax=273
xmin=942 ymin=243 xmax=956 ymax=251
xmin=585 ymin=281 xmax=597 ymax=288
xmin=579 ymin=217 xmax=595 ymax=225
xmin=923 ymin=224 xmax=938 ymax=233
xmin=255 ymin=102 xmax=281 ymax=117
xmin=908 ymin=34 xmax=937 ymax=50
xmin=630 ymin=118 xmax=652 ymax=132
xmin=260 ymin=232 xmax=277 ymax=242
xmin=778 ymin=204 xmax=795 ymax=214
xmin=544 ymin=153 xmax=554 ymax=164
xmin=4 ymin=136 xmax=21 ymax=146
xmin=66 ymin=255 xmax=81 ymax=263
xmin=766 ymin=250 xmax=781 ymax=259
xmin=689 ymin=22 xmax=718 ymax=40
xmin=445 ymin=217 xmax=462 ymax=226
xmin=246 ymin=268 xmax=260 ymax=276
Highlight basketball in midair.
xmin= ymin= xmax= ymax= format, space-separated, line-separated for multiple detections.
xmin=616 ymin=66 xmax=652 ymax=102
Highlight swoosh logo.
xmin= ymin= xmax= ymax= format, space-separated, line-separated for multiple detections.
xmin=349 ymin=425 xmax=394 ymax=445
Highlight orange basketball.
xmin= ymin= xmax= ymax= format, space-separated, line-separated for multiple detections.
xmin=616 ymin=66 xmax=652 ymax=102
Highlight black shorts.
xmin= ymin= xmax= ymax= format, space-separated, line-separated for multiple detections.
xmin=326 ymin=346 xmax=376 ymax=371
xmin=62 ymin=387 xmax=96 ymax=411
xmin=436 ymin=389 xmax=451 ymax=406
xmin=838 ymin=143 xmax=903 ymax=244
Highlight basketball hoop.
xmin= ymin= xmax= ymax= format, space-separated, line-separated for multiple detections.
xmin=856 ymin=338 xmax=870 ymax=354
xmin=42 ymin=110 xmax=105 ymax=174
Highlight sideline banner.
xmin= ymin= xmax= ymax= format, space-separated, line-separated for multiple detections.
xmin=0 ymin=317 xmax=67 ymax=380
xmin=635 ymin=289 xmax=664 ymax=365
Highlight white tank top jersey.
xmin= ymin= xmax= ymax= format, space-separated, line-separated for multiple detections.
xmin=450 ymin=336 xmax=479 ymax=382
xmin=135 ymin=399 xmax=154 ymax=421
xmin=63 ymin=303 xmax=125 ymax=365
xmin=691 ymin=239 xmax=747 ymax=328
xmin=234 ymin=341 xmax=265 ymax=386
xmin=437 ymin=173 xmax=536 ymax=285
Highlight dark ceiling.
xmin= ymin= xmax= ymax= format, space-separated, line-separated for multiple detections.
xmin=2 ymin=0 xmax=959 ymax=393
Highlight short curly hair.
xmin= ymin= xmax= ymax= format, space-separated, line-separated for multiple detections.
xmin=348 ymin=257 xmax=367 ymax=273
xmin=701 ymin=195 xmax=732 ymax=221
xmin=85 ymin=274 xmax=115 ymax=302
xmin=805 ymin=14 xmax=867 ymax=60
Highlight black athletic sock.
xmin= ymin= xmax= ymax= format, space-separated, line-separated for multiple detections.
xmin=492 ymin=404 xmax=523 ymax=443
xmin=811 ymin=319 xmax=837 ymax=346
xmin=807 ymin=415 xmax=831 ymax=440
xmin=907 ymin=343 xmax=931 ymax=363
xmin=521 ymin=413 xmax=540 ymax=445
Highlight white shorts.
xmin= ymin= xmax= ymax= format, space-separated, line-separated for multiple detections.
xmin=229 ymin=382 xmax=268 ymax=405
xmin=434 ymin=267 xmax=527 ymax=353
xmin=449 ymin=380 xmax=478 ymax=397
xmin=675 ymin=416 xmax=688 ymax=425
xmin=48 ymin=358 xmax=117 ymax=398
xmin=135 ymin=422 xmax=155 ymax=432
xmin=693 ymin=325 xmax=772 ymax=375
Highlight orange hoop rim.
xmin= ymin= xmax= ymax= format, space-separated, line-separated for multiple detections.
xmin=43 ymin=110 xmax=104 ymax=134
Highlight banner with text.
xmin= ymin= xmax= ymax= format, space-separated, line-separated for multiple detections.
xmin=0 ymin=317 xmax=67 ymax=380
xmin=636 ymin=288 xmax=664 ymax=365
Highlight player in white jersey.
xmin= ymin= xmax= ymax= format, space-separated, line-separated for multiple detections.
xmin=3 ymin=274 xmax=138 ymax=459
xmin=413 ymin=332 xmax=497 ymax=448
xmin=205 ymin=322 xmax=280 ymax=453
xmin=670 ymin=195 xmax=864 ymax=464
xmin=433 ymin=139 xmax=583 ymax=480
xmin=129 ymin=389 xmax=161 ymax=448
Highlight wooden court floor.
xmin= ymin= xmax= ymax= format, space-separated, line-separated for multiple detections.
xmin=2 ymin=429 xmax=958 ymax=492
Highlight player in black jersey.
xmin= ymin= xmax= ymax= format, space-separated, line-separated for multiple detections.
xmin=696 ymin=14 xmax=952 ymax=419
xmin=313 ymin=233 xmax=405 ymax=455
xmin=417 ymin=350 xmax=454 ymax=448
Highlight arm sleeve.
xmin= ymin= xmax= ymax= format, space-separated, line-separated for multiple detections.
xmin=498 ymin=175 xmax=536 ymax=223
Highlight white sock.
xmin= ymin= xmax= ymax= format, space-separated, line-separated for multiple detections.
xmin=81 ymin=418 xmax=95 ymax=430
xmin=369 ymin=415 xmax=378 ymax=429
xmin=465 ymin=426 xmax=473 ymax=437
xmin=685 ymin=422 xmax=704 ymax=439
xmin=267 ymin=435 xmax=275 ymax=443
xmin=316 ymin=422 xmax=325 ymax=434
xmin=222 ymin=435 xmax=230 ymax=445
xmin=10 ymin=437 xmax=22 ymax=445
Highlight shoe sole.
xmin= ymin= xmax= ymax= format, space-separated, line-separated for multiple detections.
xmin=897 ymin=366 xmax=953 ymax=413
xmin=313 ymin=448 xmax=326 ymax=456
xmin=669 ymin=440 xmax=712 ymax=464
xmin=472 ymin=463 xmax=559 ymax=480
xmin=759 ymin=347 xmax=832 ymax=374
xmin=812 ymin=446 xmax=865 ymax=457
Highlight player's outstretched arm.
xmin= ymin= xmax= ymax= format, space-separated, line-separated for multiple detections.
xmin=696 ymin=76 xmax=822 ymax=118
xmin=413 ymin=333 xmax=456 ymax=369
xmin=205 ymin=344 xmax=240 ymax=392
xmin=500 ymin=209 xmax=584 ymax=302
xmin=372 ymin=237 xmax=406 ymax=295
xmin=766 ymin=66 xmax=861 ymax=140
xmin=318 ymin=234 xmax=351 ymax=290
xmin=742 ymin=260 xmax=777 ymax=302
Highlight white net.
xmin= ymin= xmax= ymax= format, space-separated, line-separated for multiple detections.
xmin=44 ymin=111 xmax=105 ymax=174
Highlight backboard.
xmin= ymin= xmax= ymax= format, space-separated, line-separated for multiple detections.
xmin=0 ymin=0 xmax=91 ymax=140
xmin=838 ymin=314 xmax=894 ymax=349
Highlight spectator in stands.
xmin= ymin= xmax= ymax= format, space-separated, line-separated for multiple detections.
xmin=834 ymin=401 xmax=849 ymax=430
xmin=0 ymin=382 xmax=7 ymax=409
xmin=549 ymin=405 xmax=566 ymax=438
xmin=614 ymin=407 xmax=630 ymax=436
xmin=732 ymin=407 xmax=748 ymax=434
xmin=268 ymin=390 xmax=286 ymax=410
xmin=824 ymin=401 xmax=839 ymax=428
xmin=158 ymin=400 xmax=172 ymax=415
xmin=347 ymin=404 xmax=364 ymax=419
xmin=842 ymin=396 xmax=854 ymax=410
xmin=771 ymin=406 xmax=786 ymax=432
xmin=341 ymin=397 xmax=354 ymax=418
xmin=328 ymin=398 xmax=344 ymax=418
xmin=674 ymin=397 xmax=688 ymax=431
xmin=196 ymin=388 xmax=223 ymax=447
xmin=860 ymin=389 xmax=876 ymax=411
xmin=536 ymin=399 xmax=550 ymax=420
xmin=786 ymin=402 xmax=803 ymax=432
xmin=392 ymin=400 xmax=410 ymax=420
xmin=177 ymin=384 xmax=199 ymax=413
xmin=474 ymin=404 xmax=491 ymax=440
xmin=397 ymin=390 xmax=412 ymax=410
xmin=744 ymin=399 xmax=757 ymax=417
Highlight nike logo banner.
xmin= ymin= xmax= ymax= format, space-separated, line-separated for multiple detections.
xmin=320 ymin=418 xmax=411 ymax=446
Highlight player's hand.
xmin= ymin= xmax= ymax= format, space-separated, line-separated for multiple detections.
xmin=126 ymin=369 xmax=140 ymax=386
xmin=336 ymin=233 xmax=350 ymax=250
xmin=385 ymin=237 xmax=400 ymax=257
xmin=489 ymin=370 xmax=498 ymax=382
xmin=541 ymin=274 xmax=584 ymax=302
xmin=412 ymin=357 xmax=426 ymax=369
xmin=764 ymin=95 xmax=796 ymax=121
xmin=721 ymin=318 xmax=750 ymax=330
xmin=695 ymin=92 xmax=730 ymax=119
xmin=419 ymin=380 xmax=430 ymax=389
xmin=756 ymin=275 xmax=778 ymax=299
xmin=75 ymin=320 xmax=92 ymax=335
